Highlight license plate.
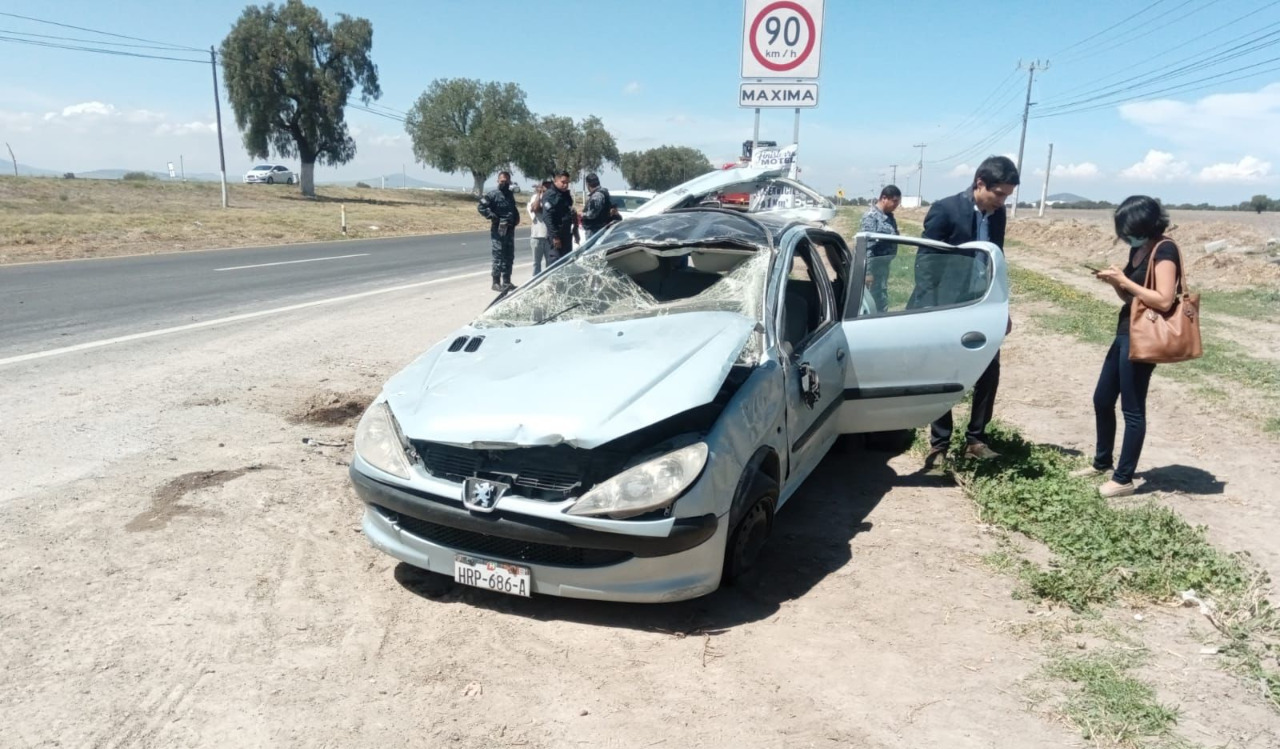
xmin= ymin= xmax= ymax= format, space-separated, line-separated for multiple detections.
xmin=453 ymin=554 xmax=531 ymax=597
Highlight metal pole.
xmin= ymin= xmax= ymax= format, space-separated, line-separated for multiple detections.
xmin=913 ymin=144 xmax=926 ymax=204
xmin=792 ymin=107 xmax=799 ymax=145
xmin=210 ymin=47 xmax=228 ymax=209
xmin=5 ymin=142 xmax=16 ymax=176
xmin=1012 ymin=61 xmax=1045 ymax=219
xmin=890 ymin=164 xmax=897 ymax=184
xmin=180 ymin=155 xmax=185 ymax=182
xmin=1038 ymin=143 xmax=1054 ymax=218
xmin=751 ymin=108 xmax=760 ymax=163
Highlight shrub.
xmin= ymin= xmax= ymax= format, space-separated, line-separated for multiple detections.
xmin=122 ymin=171 xmax=153 ymax=181
xmin=62 ymin=172 xmax=76 ymax=180
xmin=355 ymin=181 xmax=371 ymax=188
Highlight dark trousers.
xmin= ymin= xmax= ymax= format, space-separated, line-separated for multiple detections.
xmin=1091 ymin=335 xmax=1156 ymax=484
xmin=930 ymin=351 xmax=1000 ymax=450
xmin=490 ymin=229 xmax=515 ymax=279
xmin=867 ymin=253 xmax=894 ymax=312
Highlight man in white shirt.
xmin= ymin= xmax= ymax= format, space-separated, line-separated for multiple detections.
xmin=527 ymin=180 xmax=552 ymax=275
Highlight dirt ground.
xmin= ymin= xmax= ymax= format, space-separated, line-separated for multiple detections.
xmin=0 ymin=176 xmax=483 ymax=265
xmin=2 ymin=238 xmax=1279 ymax=746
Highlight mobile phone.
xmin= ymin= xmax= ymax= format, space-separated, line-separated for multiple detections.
xmin=1081 ymin=263 xmax=1103 ymax=273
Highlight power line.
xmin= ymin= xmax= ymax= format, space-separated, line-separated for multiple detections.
xmin=351 ymin=103 xmax=405 ymax=122
xmin=930 ymin=67 xmax=1020 ymax=146
xmin=1040 ymin=28 xmax=1280 ymax=114
xmin=0 ymin=27 xmax=204 ymax=52
xmin=927 ymin=118 xmax=1021 ymax=166
xmin=1057 ymin=0 xmax=1208 ymax=64
xmin=0 ymin=35 xmax=206 ymax=63
xmin=1050 ymin=0 xmax=1170 ymax=58
xmin=1034 ymin=54 xmax=1280 ymax=118
xmin=1047 ymin=1 xmax=1280 ymax=101
xmin=0 ymin=10 xmax=202 ymax=52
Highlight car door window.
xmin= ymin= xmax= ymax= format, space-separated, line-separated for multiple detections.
xmin=853 ymin=238 xmax=992 ymax=318
xmin=780 ymin=241 xmax=834 ymax=353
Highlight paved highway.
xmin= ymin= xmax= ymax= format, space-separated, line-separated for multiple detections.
xmin=0 ymin=229 xmax=528 ymax=360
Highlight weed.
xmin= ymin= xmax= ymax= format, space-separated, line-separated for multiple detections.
xmin=1265 ymin=417 xmax=1280 ymax=434
xmin=1042 ymin=649 xmax=1181 ymax=745
xmin=1200 ymin=287 xmax=1280 ymax=322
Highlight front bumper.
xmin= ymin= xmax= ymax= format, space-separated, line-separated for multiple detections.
xmin=350 ymin=466 xmax=726 ymax=603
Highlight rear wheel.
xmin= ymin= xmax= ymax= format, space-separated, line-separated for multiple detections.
xmin=863 ymin=428 xmax=917 ymax=455
xmin=722 ymin=472 xmax=777 ymax=585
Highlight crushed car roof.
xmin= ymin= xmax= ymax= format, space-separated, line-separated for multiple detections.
xmin=590 ymin=208 xmax=801 ymax=254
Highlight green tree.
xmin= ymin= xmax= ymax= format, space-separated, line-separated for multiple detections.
xmin=1250 ymin=194 xmax=1271 ymax=214
xmin=619 ymin=146 xmax=713 ymax=191
xmin=220 ymin=0 xmax=380 ymax=198
xmin=517 ymin=115 xmax=620 ymax=185
xmin=404 ymin=78 xmax=535 ymax=195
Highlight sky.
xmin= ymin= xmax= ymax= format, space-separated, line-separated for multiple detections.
xmin=2 ymin=0 xmax=1279 ymax=204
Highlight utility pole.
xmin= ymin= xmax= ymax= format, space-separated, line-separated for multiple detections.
xmin=889 ymin=164 xmax=898 ymax=184
xmin=5 ymin=142 xmax=16 ymax=176
xmin=1012 ymin=59 xmax=1049 ymax=218
xmin=210 ymin=46 xmax=228 ymax=209
xmin=913 ymin=144 xmax=927 ymax=204
xmin=180 ymin=154 xmax=185 ymax=182
xmin=1038 ymin=143 xmax=1054 ymax=218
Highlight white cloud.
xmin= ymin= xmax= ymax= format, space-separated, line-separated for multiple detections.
xmin=49 ymin=101 xmax=116 ymax=120
xmin=1054 ymin=162 xmax=1101 ymax=179
xmin=155 ymin=121 xmax=217 ymax=136
xmin=947 ymin=163 xmax=973 ymax=178
xmin=1197 ymin=155 xmax=1272 ymax=183
xmin=1119 ymin=83 xmax=1280 ymax=159
xmin=623 ymin=81 xmax=641 ymax=95
xmin=1119 ymin=150 xmax=1189 ymax=181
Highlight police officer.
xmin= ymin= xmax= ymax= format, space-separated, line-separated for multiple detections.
xmin=579 ymin=172 xmax=617 ymax=242
xmin=542 ymin=170 xmax=575 ymax=264
xmin=477 ymin=170 xmax=521 ymax=291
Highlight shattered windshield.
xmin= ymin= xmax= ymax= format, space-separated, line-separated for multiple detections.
xmin=475 ymin=212 xmax=774 ymax=348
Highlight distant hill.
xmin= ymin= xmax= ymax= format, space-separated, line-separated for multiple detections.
xmin=1046 ymin=192 xmax=1091 ymax=203
xmin=327 ymin=173 xmax=460 ymax=190
xmin=0 ymin=159 xmax=59 ymax=177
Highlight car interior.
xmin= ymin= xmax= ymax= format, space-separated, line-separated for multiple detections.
xmin=781 ymin=241 xmax=838 ymax=353
xmin=605 ymin=248 xmax=758 ymax=303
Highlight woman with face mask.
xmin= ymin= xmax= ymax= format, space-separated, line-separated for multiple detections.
xmin=1074 ymin=195 xmax=1182 ymax=497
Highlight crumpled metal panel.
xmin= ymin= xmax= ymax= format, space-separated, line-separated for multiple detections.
xmin=384 ymin=311 xmax=757 ymax=450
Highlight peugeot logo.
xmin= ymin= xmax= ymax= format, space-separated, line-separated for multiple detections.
xmin=462 ymin=477 xmax=508 ymax=513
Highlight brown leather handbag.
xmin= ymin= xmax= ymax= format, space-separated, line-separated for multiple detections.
xmin=1129 ymin=239 xmax=1203 ymax=364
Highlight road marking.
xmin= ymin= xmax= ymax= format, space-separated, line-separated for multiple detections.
xmin=214 ymin=253 xmax=370 ymax=271
xmin=0 ymin=264 xmax=529 ymax=368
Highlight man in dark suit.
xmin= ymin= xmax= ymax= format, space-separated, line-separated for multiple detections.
xmin=914 ymin=155 xmax=1019 ymax=467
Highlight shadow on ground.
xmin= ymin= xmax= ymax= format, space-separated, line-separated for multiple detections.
xmin=395 ymin=443 xmax=951 ymax=631
xmin=1141 ymin=463 xmax=1226 ymax=495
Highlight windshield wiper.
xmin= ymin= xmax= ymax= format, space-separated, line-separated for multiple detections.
xmin=534 ymin=302 xmax=582 ymax=325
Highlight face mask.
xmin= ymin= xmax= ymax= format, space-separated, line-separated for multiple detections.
xmin=499 ymin=182 xmax=510 ymax=192
xmin=1125 ymin=236 xmax=1147 ymax=249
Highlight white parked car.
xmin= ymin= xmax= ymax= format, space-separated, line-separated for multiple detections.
xmin=348 ymin=166 xmax=1008 ymax=602
xmin=609 ymin=189 xmax=657 ymax=217
xmin=243 ymin=164 xmax=295 ymax=185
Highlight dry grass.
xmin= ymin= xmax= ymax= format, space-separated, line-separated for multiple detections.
xmin=0 ymin=176 xmax=484 ymax=264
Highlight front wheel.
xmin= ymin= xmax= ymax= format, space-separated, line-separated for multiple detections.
xmin=266 ymin=176 xmax=274 ymax=184
xmin=287 ymin=176 xmax=294 ymax=185
xmin=723 ymin=472 xmax=777 ymax=585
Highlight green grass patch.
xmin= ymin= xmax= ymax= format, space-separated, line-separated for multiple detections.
xmin=1200 ymin=287 xmax=1280 ymax=322
xmin=1266 ymin=417 xmax=1280 ymax=433
xmin=1043 ymin=649 xmax=1182 ymax=746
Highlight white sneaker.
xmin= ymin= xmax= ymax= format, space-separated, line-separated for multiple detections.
xmin=1099 ymin=480 xmax=1135 ymax=498
xmin=1070 ymin=466 xmax=1108 ymax=479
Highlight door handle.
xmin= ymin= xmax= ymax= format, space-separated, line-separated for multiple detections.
xmin=836 ymin=349 xmax=846 ymax=362
xmin=961 ymin=332 xmax=986 ymax=349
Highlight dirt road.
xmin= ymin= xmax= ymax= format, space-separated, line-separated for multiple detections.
xmin=2 ymin=259 xmax=1277 ymax=747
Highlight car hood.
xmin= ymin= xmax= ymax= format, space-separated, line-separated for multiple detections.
xmin=383 ymin=311 xmax=757 ymax=449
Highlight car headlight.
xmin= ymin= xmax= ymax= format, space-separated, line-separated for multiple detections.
xmin=566 ymin=443 xmax=708 ymax=519
xmin=354 ymin=401 xmax=415 ymax=480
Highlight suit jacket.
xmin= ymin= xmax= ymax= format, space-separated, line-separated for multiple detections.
xmin=922 ymin=189 xmax=1005 ymax=249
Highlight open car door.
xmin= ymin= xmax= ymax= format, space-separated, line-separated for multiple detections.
xmin=629 ymin=166 xmax=836 ymax=225
xmin=836 ymin=233 xmax=1009 ymax=434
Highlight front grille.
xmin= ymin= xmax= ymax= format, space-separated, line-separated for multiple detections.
xmin=414 ymin=442 xmax=615 ymax=499
xmin=382 ymin=507 xmax=633 ymax=568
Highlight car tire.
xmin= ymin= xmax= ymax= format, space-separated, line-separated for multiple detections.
xmin=863 ymin=428 xmax=917 ymax=455
xmin=287 ymin=176 xmax=294 ymax=185
xmin=722 ymin=470 xmax=777 ymax=586
xmin=266 ymin=176 xmax=274 ymax=184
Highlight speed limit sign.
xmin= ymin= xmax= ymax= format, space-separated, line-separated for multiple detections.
xmin=741 ymin=0 xmax=825 ymax=79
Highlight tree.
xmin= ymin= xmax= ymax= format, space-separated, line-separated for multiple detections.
xmin=404 ymin=78 xmax=534 ymax=195
xmin=515 ymin=115 xmax=620 ymax=187
xmin=619 ymin=146 xmax=713 ymax=192
xmin=220 ymin=0 xmax=380 ymax=197
xmin=1250 ymin=194 xmax=1271 ymax=214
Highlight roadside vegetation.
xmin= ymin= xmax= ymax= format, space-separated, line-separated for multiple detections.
xmin=0 ymin=176 xmax=480 ymax=264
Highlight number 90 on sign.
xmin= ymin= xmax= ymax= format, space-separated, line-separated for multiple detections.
xmin=741 ymin=0 xmax=825 ymax=79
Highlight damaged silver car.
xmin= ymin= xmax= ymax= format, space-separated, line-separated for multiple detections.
xmin=348 ymin=167 xmax=1009 ymax=603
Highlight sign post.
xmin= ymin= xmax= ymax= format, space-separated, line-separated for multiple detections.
xmin=740 ymin=0 xmax=824 ymax=172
